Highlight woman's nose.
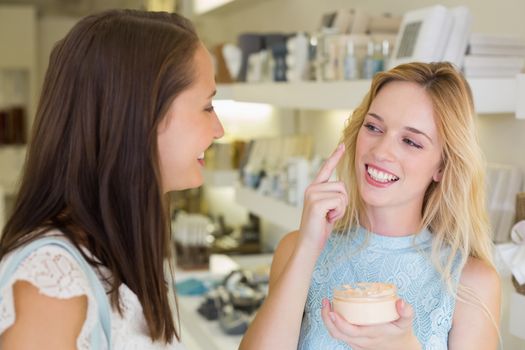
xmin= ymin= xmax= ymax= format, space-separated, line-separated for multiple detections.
xmin=214 ymin=114 xmax=225 ymax=139
xmin=371 ymin=136 xmax=395 ymax=162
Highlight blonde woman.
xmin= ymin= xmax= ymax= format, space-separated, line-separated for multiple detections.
xmin=240 ymin=62 xmax=500 ymax=349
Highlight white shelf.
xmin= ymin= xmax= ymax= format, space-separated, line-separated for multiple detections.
xmin=194 ymin=0 xmax=260 ymax=16
xmin=203 ymin=169 xmax=238 ymax=187
xmin=234 ymin=185 xmax=302 ymax=232
xmin=217 ymin=81 xmax=370 ymax=110
xmin=217 ymin=75 xmax=525 ymax=116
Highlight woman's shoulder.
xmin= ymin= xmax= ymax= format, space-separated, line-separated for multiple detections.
xmin=449 ymin=258 xmax=501 ymax=348
xmin=0 ymin=233 xmax=95 ymax=298
xmin=459 ymin=256 xmax=500 ymax=297
xmin=0 ymin=233 xmax=99 ymax=349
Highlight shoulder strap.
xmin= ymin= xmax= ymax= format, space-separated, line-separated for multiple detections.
xmin=0 ymin=237 xmax=112 ymax=349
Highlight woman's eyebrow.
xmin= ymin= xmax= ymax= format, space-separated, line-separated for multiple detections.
xmin=367 ymin=112 xmax=433 ymax=144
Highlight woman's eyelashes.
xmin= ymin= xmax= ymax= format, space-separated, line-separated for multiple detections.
xmin=204 ymin=104 xmax=215 ymax=113
xmin=364 ymin=122 xmax=381 ymax=133
xmin=364 ymin=122 xmax=424 ymax=149
xmin=403 ymin=137 xmax=423 ymax=149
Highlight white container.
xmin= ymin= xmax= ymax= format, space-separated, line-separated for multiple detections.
xmin=333 ymin=282 xmax=400 ymax=325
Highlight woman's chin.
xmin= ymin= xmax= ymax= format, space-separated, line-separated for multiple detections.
xmin=164 ymin=176 xmax=203 ymax=192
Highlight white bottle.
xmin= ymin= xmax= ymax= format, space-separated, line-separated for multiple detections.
xmin=344 ymin=39 xmax=359 ymax=80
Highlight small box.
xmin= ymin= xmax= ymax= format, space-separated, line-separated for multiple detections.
xmin=509 ymin=291 xmax=525 ymax=339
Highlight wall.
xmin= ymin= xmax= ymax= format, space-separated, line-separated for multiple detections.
xmin=37 ymin=16 xmax=79 ymax=91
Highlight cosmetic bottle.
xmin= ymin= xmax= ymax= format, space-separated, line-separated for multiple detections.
xmin=363 ymin=41 xmax=384 ymax=79
xmin=343 ymin=39 xmax=358 ymax=80
xmin=382 ymin=40 xmax=391 ymax=71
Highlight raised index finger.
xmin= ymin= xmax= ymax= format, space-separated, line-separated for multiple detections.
xmin=313 ymin=143 xmax=345 ymax=184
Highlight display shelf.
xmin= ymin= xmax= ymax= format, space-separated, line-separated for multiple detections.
xmin=176 ymin=269 xmax=243 ymax=350
xmin=176 ymin=253 xmax=273 ymax=350
xmin=217 ymin=74 xmax=525 ymax=116
xmin=203 ymin=169 xmax=239 ymax=187
xmin=234 ymin=185 xmax=302 ymax=231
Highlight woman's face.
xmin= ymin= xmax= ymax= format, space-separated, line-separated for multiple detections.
xmin=157 ymin=44 xmax=224 ymax=192
xmin=354 ymin=81 xmax=443 ymax=215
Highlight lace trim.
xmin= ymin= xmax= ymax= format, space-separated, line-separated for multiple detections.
xmin=0 ymin=237 xmax=185 ymax=349
xmin=0 ymin=243 xmax=98 ymax=350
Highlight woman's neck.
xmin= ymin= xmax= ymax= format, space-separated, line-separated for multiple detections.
xmin=361 ymin=203 xmax=423 ymax=237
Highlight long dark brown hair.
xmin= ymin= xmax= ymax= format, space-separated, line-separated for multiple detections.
xmin=0 ymin=9 xmax=200 ymax=343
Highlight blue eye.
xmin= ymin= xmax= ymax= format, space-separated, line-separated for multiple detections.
xmin=403 ymin=138 xmax=423 ymax=149
xmin=364 ymin=123 xmax=381 ymax=133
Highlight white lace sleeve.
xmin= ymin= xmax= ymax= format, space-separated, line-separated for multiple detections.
xmin=0 ymin=243 xmax=101 ymax=350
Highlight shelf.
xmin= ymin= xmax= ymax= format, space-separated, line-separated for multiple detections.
xmin=194 ymin=0 xmax=260 ymax=16
xmin=203 ymin=169 xmax=239 ymax=187
xmin=217 ymin=81 xmax=370 ymax=110
xmin=217 ymin=75 xmax=525 ymax=117
xmin=235 ymin=185 xmax=302 ymax=232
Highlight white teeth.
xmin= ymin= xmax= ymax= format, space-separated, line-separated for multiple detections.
xmin=367 ymin=166 xmax=398 ymax=183
xmin=198 ymin=152 xmax=204 ymax=160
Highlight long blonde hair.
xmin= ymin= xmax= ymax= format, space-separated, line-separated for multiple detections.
xmin=336 ymin=62 xmax=494 ymax=284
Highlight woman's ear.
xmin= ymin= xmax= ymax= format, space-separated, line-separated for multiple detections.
xmin=433 ymin=167 xmax=443 ymax=182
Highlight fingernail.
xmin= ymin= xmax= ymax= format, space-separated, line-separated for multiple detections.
xmin=322 ymin=299 xmax=329 ymax=308
xmin=329 ymin=312 xmax=336 ymax=322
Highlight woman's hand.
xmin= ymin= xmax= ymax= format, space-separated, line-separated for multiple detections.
xmin=321 ymin=298 xmax=422 ymax=350
xmin=298 ymin=143 xmax=347 ymax=253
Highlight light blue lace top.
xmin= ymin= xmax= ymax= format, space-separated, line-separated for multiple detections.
xmin=298 ymin=227 xmax=462 ymax=350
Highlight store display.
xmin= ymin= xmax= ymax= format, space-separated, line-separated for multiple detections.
xmin=441 ymin=6 xmax=471 ymax=68
xmin=172 ymin=212 xmax=214 ymax=269
xmin=213 ymin=43 xmax=235 ymax=83
xmin=210 ymin=214 xmax=261 ymax=255
xmin=246 ymin=49 xmax=271 ymax=83
xmin=389 ymin=5 xmax=459 ymax=68
xmin=464 ymin=33 xmax=525 ymax=78
xmin=222 ymin=8 xmax=402 ymax=84
xmin=197 ymin=269 xmax=267 ymax=335
xmin=271 ymin=40 xmax=288 ymax=82
xmin=343 ymin=39 xmax=358 ymax=80
xmin=222 ymin=43 xmax=242 ymax=82
xmin=237 ymin=33 xmax=264 ymax=82
xmin=176 ymin=277 xmax=211 ymax=296
xmin=362 ymin=41 xmax=384 ymax=79
xmin=285 ymin=32 xmax=310 ymax=82
xmin=240 ymin=135 xmax=313 ymax=206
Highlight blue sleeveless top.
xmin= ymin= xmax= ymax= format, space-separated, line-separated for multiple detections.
xmin=298 ymin=227 xmax=462 ymax=350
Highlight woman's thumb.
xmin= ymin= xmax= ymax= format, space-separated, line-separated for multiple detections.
xmin=394 ymin=299 xmax=414 ymax=328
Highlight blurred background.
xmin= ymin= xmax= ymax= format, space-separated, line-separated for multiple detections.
xmin=1 ymin=0 xmax=525 ymax=349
